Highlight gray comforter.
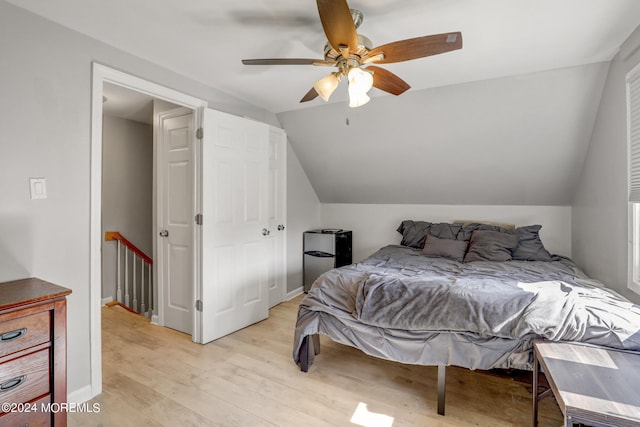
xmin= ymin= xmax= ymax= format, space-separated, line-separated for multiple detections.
xmin=295 ymin=245 xmax=640 ymax=369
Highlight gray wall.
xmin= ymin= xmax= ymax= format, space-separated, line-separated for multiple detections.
xmin=286 ymin=143 xmax=321 ymax=293
xmin=572 ymin=24 xmax=640 ymax=303
xmin=0 ymin=1 xmax=288 ymax=396
xmin=321 ymin=204 xmax=572 ymax=264
xmin=101 ymin=115 xmax=153 ymax=301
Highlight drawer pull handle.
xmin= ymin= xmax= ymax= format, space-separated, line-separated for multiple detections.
xmin=0 ymin=328 xmax=27 ymax=342
xmin=0 ymin=375 xmax=26 ymax=392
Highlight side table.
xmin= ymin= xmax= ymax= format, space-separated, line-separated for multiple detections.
xmin=533 ymin=340 xmax=640 ymax=427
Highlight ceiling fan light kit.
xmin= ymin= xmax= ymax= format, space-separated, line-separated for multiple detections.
xmin=347 ymin=67 xmax=373 ymax=107
xmin=313 ymin=72 xmax=341 ymax=101
xmin=242 ymin=0 xmax=462 ymax=108
xmin=348 ymin=84 xmax=371 ymax=108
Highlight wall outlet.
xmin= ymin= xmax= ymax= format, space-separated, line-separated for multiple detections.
xmin=29 ymin=177 xmax=47 ymax=200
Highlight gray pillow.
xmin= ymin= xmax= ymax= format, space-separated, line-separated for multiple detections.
xmin=457 ymin=223 xmax=513 ymax=241
xmin=397 ymin=220 xmax=432 ymax=248
xmin=512 ymin=225 xmax=552 ymax=261
xmin=429 ymin=223 xmax=462 ymax=240
xmin=464 ymin=230 xmax=519 ymax=262
xmin=422 ymin=235 xmax=468 ymax=263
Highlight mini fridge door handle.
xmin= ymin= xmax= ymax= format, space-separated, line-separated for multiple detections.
xmin=304 ymin=250 xmax=334 ymax=257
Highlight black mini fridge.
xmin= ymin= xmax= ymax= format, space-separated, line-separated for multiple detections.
xmin=303 ymin=229 xmax=352 ymax=293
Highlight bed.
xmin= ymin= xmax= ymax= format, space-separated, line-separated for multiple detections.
xmin=292 ymin=221 xmax=640 ymax=414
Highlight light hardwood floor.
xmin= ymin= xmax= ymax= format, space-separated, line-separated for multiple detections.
xmin=70 ymin=296 xmax=563 ymax=426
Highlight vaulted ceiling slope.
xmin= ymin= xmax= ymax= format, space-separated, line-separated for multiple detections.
xmin=279 ymin=63 xmax=609 ymax=205
xmin=6 ymin=0 xmax=640 ymax=114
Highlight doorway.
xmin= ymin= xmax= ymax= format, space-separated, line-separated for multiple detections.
xmin=90 ymin=63 xmax=207 ymax=398
xmin=102 ymin=84 xmax=196 ymax=334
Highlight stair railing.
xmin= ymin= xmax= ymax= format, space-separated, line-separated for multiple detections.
xmin=104 ymin=231 xmax=153 ymax=317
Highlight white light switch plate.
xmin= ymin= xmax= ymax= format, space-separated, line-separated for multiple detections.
xmin=29 ymin=177 xmax=47 ymax=200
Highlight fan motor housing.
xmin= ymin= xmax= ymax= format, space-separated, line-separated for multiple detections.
xmin=323 ymin=34 xmax=373 ymax=61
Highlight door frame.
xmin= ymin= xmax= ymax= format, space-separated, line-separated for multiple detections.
xmin=90 ymin=63 xmax=207 ymax=399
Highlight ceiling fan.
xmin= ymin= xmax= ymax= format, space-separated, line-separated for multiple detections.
xmin=241 ymin=0 xmax=462 ymax=107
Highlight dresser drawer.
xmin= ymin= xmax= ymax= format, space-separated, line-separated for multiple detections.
xmin=0 ymin=349 xmax=50 ymax=411
xmin=0 ymin=394 xmax=51 ymax=427
xmin=0 ymin=311 xmax=50 ymax=358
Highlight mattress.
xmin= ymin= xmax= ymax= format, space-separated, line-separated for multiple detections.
xmin=293 ymin=245 xmax=640 ymax=371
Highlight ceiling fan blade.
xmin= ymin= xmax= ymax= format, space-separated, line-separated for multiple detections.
xmin=368 ymin=32 xmax=462 ymax=64
xmin=300 ymin=87 xmax=319 ymax=103
xmin=367 ymin=66 xmax=410 ymax=95
xmin=242 ymin=58 xmax=325 ymax=65
xmin=316 ymin=0 xmax=358 ymax=52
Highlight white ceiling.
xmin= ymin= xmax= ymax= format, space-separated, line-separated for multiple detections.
xmin=7 ymin=0 xmax=640 ymax=114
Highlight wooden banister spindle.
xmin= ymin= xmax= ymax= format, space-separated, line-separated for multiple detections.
xmin=124 ymin=248 xmax=130 ymax=308
xmin=105 ymin=231 xmax=153 ymax=315
xmin=148 ymin=263 xmax=153 ymax=315
xmin=116 ymin=241 xmax=122 ymax=303
xmin=132 ymin=256 xmax=138 ymax=313
xmin=141 ymin=262 xmax=146 ymax=315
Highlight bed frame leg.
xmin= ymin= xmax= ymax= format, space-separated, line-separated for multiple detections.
xmin=312 ymin=334 xmax=321 ymax=355
xmin=437 ymin=365 xmax=446 ymax=416
xmin=299 ymin=335 xmax=321 ymax=372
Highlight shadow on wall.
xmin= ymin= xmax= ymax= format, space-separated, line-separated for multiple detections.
xmin=0 ymin=215 xmax=32 ymax=281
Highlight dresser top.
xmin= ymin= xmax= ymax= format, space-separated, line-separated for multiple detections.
xmin=0 ymin=278 xmax=72 ymax=312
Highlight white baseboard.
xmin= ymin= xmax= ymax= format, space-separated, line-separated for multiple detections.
xmin=286 ymin=286 xmax=304 ymax=301
xmin=67 ymin=384 xmax=94 ymax=404
xmin=151 ymin=314 xmax=159 ymax=325
xmin=101 ymin=296 xmax=113 ymax=306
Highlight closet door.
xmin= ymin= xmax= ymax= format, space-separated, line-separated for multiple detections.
xmin=267 ymin=126 xmax=287 ymax=308
xmin=200 ymin=109 xmax=269 ymax=343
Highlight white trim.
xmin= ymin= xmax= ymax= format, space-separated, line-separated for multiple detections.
xmin=101 ymin=296 xmax=113 ymax=306
xmin=286 ymin=286 xmax=304 ymax=301
xmin=90 ymin=63 xmax=207 ymax=400
xmin=193 ymin=106 xmax=204 ymax=344
xmin=627 ymin=61 xmax=640 ymax=295
xmin=627 ymin=62 xmax=640 ymax=202
xmin=629 ymin=204 xmax=640 ymax=294
xmin=67 ymin=385 xmax=93 ymax=404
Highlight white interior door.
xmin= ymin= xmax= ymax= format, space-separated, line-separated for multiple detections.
xmin=158 ymin=107 xmax=194 ymax=334
xmin=267 ymin=126 xmax=287 ymax=308
xmin=200 ymin=108 xmax=269 ymax=344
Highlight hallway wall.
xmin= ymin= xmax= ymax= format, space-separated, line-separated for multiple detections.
xmin=101 ymin=115 xmax=153 ymax=301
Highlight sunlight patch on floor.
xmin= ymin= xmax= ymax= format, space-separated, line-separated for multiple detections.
xmin=350 ymin=402 xmax=394 ymax=427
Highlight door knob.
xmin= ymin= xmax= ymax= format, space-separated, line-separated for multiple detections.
xmin=159 ymin=230 xmax=169 ymax=237
xmin=262 ymin=228 xmax=270 ymax=236
xmin=277 ymin=224 xmax=285 ymax=231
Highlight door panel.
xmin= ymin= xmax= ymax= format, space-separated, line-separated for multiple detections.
xmin=168 ymin=161 xmax=189 ymax=224
xmin=213 ymin=245 xmax=234 ymax=313
xmin=168 ymin=243 xmax=189 ymax=309
xmin=244 ymin=162 xmax=260 ymax=222
xmin=200 ymin=108 xmax=269 ymax=343
xmin=158 ymin=108 xmax=194 ymax=334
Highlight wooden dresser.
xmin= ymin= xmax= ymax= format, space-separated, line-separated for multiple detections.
xmin=0 ymin=278 xmax=72 ymax=426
